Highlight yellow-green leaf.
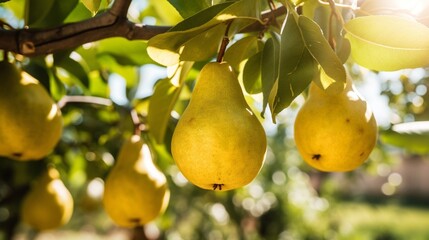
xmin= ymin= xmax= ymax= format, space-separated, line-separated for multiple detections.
xmin=147 ymin=0 xmax=260 ymax=66
xmin=224 ymin=36 xmax=262 ymax=71
xmin=298 ymin=16 xmax=346 ymax=85
xmin=148 ymin=62 xmax=193 ymax=143
xmin=344 ymin=15 xmax=429 ymax=71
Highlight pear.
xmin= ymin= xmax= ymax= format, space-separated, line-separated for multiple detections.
xmin=103 ymin=135 xmax=170 ymax=228
xmin=171 ymin=62 xmax=267 ymax=191
xmin=21 ymin=166 xmax=74 ymax=230
xmin=294 ymin=74 xmax=377 ymax=172
xmin=0 ymin=61 xmax=62 ymax=161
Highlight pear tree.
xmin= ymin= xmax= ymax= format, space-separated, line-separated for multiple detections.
xmin=0 ymin=0 xmax=429 ymax=239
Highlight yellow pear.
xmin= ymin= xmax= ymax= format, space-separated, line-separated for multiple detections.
xmin=171 ymin=62 xmax=267 ymax=191
xmin=0 ymin=61 xmax=62 ymax=161
xmin=103 ymin=135 xmax=170 ymax=228
xmin=294 ymin=74 xmax=377 ymax=172
xmin=21 ymin=166 xmax=74 ymax=230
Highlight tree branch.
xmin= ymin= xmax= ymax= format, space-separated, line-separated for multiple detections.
xmin=0 ymin=3 xmax=286 ymax=57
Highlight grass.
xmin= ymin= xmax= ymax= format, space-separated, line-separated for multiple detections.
xmin=332 ymin=202 xmax=429 ymax=240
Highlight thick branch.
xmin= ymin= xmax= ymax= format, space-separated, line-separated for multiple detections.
xmin=0 ymin=4 xmax=285 ymax=57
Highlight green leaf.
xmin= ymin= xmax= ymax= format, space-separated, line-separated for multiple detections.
xmin=261 ymin=35 xmax=280 ymax=117
xmin=147 ymin=0 xmax=260 ymax=66
xmin=26 ymin=0 xmax=78 ymax=28
xmin=2 ymin=0 xmax=25 ymax=19
xmin=88 ymin=71 xmax=109 ymax=98
xmin=81 ymin=0 xmax=101 ymax=14
xmin=26 ymin=0 xmax=55 ymax=26
xmin=97 ymin=38 xmax=153 ymax=66
xmin=243 ymin=51 xmax=262 ymax=94
xmin=97 ymin=54 xmax=139 ymax=88
xmin=167 ymin=0 xmax=210 ymax=19
xmin=149 ymin=0 xmax=183 ymax=25
xmin=23 ymin=58 xmax=51 ymax=92
xmin=298 ymin=16 xmax=346 ymax=85
xmin=54 ymin=53 xmax=90 ymax=88
xmin=359 ymin=0 xmax=429 ymax=27
xmin=275 ymin=49 xmax=315 ymax=116
xmin=268 ymin=12 xmax=316 ymax=118
xmin=64 ymin=2 xmax=92 ymax=23
xmin=51 ymin=72 xmax=67 ymax=101
xmin=148 ymin=62 xmax=193 ymax=143
xmin=177 ymin=23 xmax=226 ymax=64
xmin=380 ymin=121 xmax=429 ymax=154
xmin=169 ymin=2 xmax=233 ymax=32
xmin=224 ymin=35 xmax=263 ymax=71
xmin=344 ymin=15 xmax=429 ymax=71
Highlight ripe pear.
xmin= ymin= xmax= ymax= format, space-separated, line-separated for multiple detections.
xmin=171 ymin=62 xmax=267 ymax=191
xmin=294 ymin=74 xmax=377 ymax=172
xmin=103 ymin=135 xmax=170 ymax=228
xmin=21 ymin=166 xmax=74 ymax=230
xmin=0 ymin=61 xmax=62 ymax=161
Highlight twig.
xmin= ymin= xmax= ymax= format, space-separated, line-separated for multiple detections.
xmin=0 ymin=4 xmax=287 ymax=57
xmin=130 ymin=109 xmax=148 ymax=136
xmin=109 ymin=0 xmax=132 ymax=17
xmin=57 ymin=95 xmax=113 ymax=109
xmin=216 ymin=20 xmax=233 ymax=63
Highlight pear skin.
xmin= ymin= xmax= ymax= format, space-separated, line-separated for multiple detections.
xmin=294 ymin=75 xmax=377 ymax=172
xmin=171 ymin=62 xmax=267 ymax=191
xmin=0 ymin=61 xmax=62 ymax=161
xmin=103 ymin=135 xmax=170 ymax=228
xmin=21 ymin=166 xmax=74 ymax=230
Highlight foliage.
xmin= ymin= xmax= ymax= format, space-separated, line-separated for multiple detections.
xmin=1 ymin=0 xmax=429 ymax=239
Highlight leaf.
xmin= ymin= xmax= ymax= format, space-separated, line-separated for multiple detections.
xmin=148 ymin=62 xmax=193 ymax=143
xmin=298 ymin=15 xmax=346 ymax=85
xmin=178 ymin=23 xmax=226 ymax=64
xmin=26 ymin=0 xmax=78 ymax=28
xmin=51 ymin=72 xmax=67 ymax=101
xmin=344 ymin=15 xmax=429 ymax=71
xmin=3 ymin=0 xmax=25 ymax=19
xmin=81 ymin=0 xmax=101 ymax=14
xmin=23 ymin=58 xmax=51 ymax=92
xmin=275 ymin=49 xmax=315 ymax=116
xmin=97 ymin=54 xmax=138 ymax=88
xmin=54 ymin=53 xmax=90 ymax=88
xmin=261 ymin=35 xmax=280 ymax=117
xmin=149 ymin=0 xmax=183 ymax=25
xmin=64 ymin=2 xmax=92 ymax=23
xmin=224 ymin=35 xmax=262 ymax=71
xmin=359 ymin=0 xmax=429 ymax=26
xmin=26 ymin=0 xmax=55 ymax=26
xmin=147 ymin=0 xmax=260 ymax=66
xmin=167 ymin=0 xmax=210 ymax=19
xmin=169 ymin=2 xmax=233 ymax=32
xmin=380 ymin=121 xmax=429 ymax=154
xmin=243 ymin=51 xmax=262 ymax=94
xmin=97 ymin=38 xmax=153 ymax=66
xmin=268 ymin=12 xmax=316 ymax=118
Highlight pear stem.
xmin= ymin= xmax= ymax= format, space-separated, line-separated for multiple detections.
xmin=216 ymin=20 xmax=233 ymax=63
